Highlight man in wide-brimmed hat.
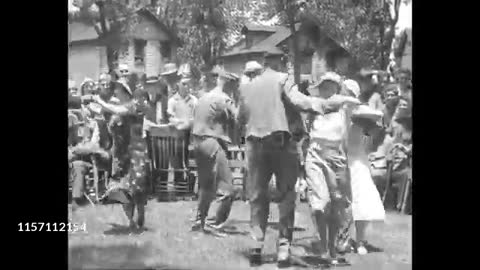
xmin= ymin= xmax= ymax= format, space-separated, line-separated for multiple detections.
xmin=160 ymin=62 xmax=181 ymax=97
xmin=243 ymin=61 xmax=263 ymax=82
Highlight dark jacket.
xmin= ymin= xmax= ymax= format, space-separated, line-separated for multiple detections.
xmin=238 ymin=68 xmax=340 ymax=140
xmin=192 ymin=88 xmax=236 ymax=144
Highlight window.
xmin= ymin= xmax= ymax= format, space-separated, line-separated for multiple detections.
xmin=134 ymin=39 xmax=147 ymax=63
xmin=160 ymin=41 xmax=171 ymax=58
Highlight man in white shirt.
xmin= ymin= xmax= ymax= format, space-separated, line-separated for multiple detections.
xmin=167 ymin=76 xmax=198 ymax=191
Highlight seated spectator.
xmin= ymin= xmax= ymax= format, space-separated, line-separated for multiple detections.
xmin=381 ymin=84 xmax=400 ymax=129
xmin=395 ymin=68 xmax=412 ymax=102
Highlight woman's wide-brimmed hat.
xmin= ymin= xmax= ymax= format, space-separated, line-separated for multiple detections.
xmin=351 ymin=105 xmax=383 ymax=122
xmin=309 ymin=72 xmax=342 ymax=89
xmin=308 ymin=72 xmax=342 ymax=96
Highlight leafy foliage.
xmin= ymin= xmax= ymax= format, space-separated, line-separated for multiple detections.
xmin=300 ymin=0 xmax=402 ymax=69
xmin=69 ymin=0 xmax=405 ymax=72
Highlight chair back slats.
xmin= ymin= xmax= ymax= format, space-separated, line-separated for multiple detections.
xmin=146 ymin=125 xmax=192 ymax=200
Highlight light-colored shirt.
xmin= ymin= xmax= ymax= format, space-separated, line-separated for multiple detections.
xmin=309 ymin=109 xmax=348 ymax=145
xmin=167 ymin=93 xmax=198 ymax=130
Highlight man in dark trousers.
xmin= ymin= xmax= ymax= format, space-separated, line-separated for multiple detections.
xmin=238 ymin=54 xmax=360 ymax=267
xmin=190 ymin=67 xmax=239 ymax=233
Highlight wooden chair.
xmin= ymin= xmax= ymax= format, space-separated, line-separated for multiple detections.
xmin=382 ymin=144 xmax=412 ymax=213
xmin=147 ymin=125 xmax=193 ymax=201
xmin=227 ymin=146 xmax=247 ymax=201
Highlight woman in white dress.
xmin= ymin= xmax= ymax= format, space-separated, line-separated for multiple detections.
xmin=345 ymin=106 xmax=386 ymax=255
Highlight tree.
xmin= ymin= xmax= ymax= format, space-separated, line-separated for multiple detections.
xmin=300 ymin=0 xmax=402 ymax=70
xmin=149 ymin=0 xmax=228 ymax=67
xmin=271 ymin=0 xmax=303 ymax=84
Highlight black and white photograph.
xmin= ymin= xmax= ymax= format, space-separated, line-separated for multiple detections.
xmin=67 ymin=0 xmax=412 ymax=269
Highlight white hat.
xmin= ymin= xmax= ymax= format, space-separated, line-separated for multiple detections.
xmin=343 ymin=79 xmax=361 ymax=98
xmin=309 ymin=72 xmax=342 ymax=90
xmin=351 ymin=105 xmax=383 ymax=122
xmin=118 ymin=64 xmax=129 ymax=71
xmin=244 ymin=61 xmax=263 ymax=74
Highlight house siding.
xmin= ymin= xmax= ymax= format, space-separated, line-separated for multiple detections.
xmin=69 ymin=43 xmax=105 ymax=86
xmin=145 ymin=40 xmax=161 ymax=77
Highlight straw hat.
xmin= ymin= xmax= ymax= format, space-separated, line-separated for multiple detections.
xmin=244 ymin=61 xmax=263 ymax=74
xmin=160 ymin=63 xmax=179 ymax=76
xmin=310 ymin=72 xmax=342 ymax=89
xmin=351 ymin=105 xmax=383 ymax=122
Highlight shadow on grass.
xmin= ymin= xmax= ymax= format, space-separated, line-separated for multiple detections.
xmin=69 ymin=242 xmax=192 ymax=270
xmin=228 ymin=219 xmax=306 ymax=232
xmin=103 ymin=223 xmax=149 ymax=235
xmin=236 ymin=249 xmax=321 ymax=268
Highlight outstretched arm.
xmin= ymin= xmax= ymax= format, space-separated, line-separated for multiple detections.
xmin=94 ymin=98 xmax=131 ymax=115
xmin=282 ymin=76 xmax=360 ymax=114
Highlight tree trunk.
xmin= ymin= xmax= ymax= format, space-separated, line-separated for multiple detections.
xmin=97 ymin=1 xmax=116 ymax=72
xmin=287 ymin=9 xmax=300 ymax=84
xmin=379 ymin=0 xmax=401 ymax=70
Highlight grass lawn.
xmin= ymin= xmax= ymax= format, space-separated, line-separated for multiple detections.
xmin=69 ymin=199 xmax=411 ymax=270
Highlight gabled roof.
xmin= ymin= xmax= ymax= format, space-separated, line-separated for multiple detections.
xmin=221 ymin=23 xmax=300 ymax=58
xmin=136 ymin=8 xmax=182 ymax=46
xmin=69 ymin=22 xmax=99 ymax=43
xmin=241 ymin=23 xmax=278 ymax=34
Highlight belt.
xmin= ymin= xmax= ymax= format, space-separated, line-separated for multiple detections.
xmin=247 ymin=131 xmax=292 ymax=145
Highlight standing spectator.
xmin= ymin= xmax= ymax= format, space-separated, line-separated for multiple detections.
xmin=143 ymin=76 xmax=169 ymax=126
xmin=242 ymin=61 xmax=263 ymax=83
xmin=396 ymin=68 xmax=412 ymax=102
xmin=238 ymin=53 xmax=360 ymax=267
xmin=167 ymin=75 xmax=198 ymax=191
xmin=382 ymin=84 xmax=400 ymax=129
xmin=197 ymin=65 xmax=217 ymax=99
xmin=160 ymin=63 xmax=180 ymax=97
xmin=191 ymin=68 xmax=239 ymax=233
